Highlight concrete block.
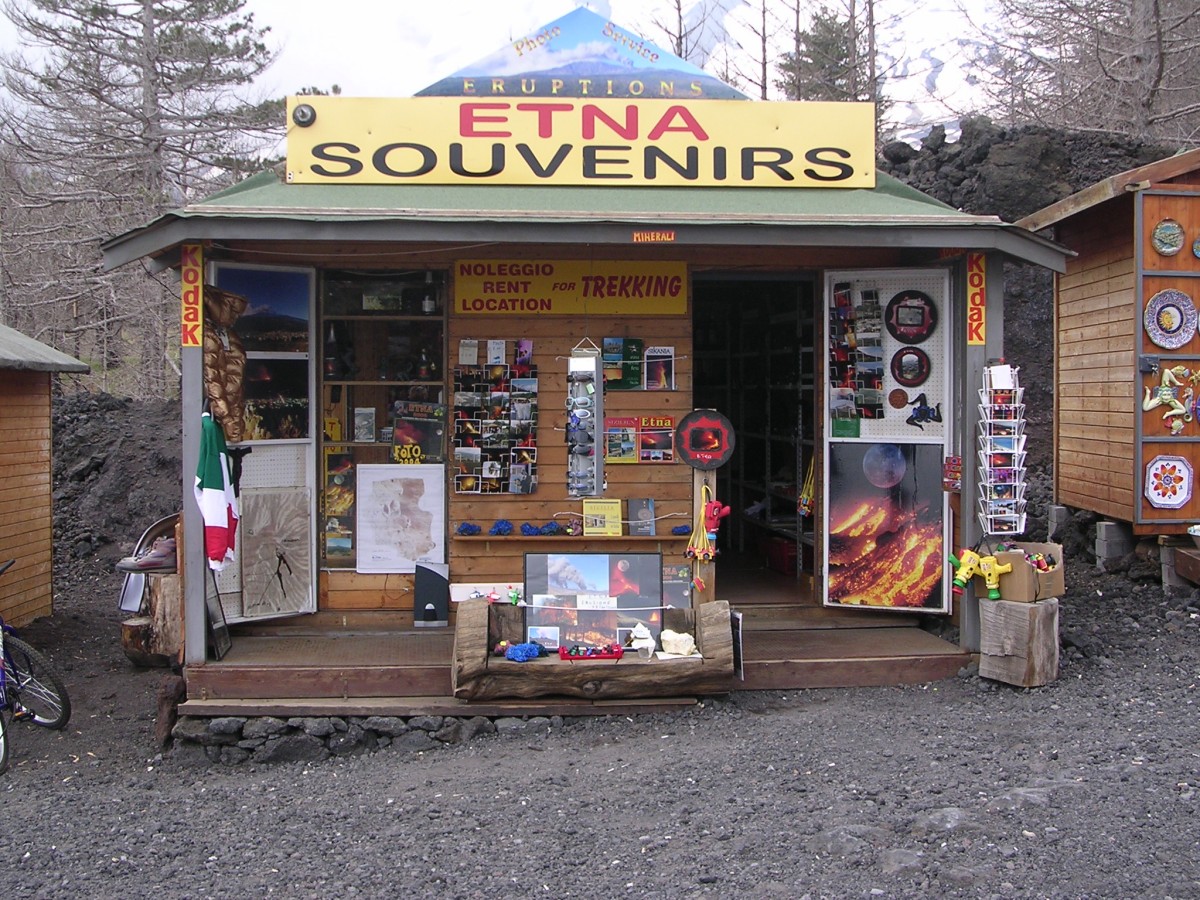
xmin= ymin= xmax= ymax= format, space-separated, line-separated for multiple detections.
xmin=1096 ymin=520 xmax=1133 ymax=542
xmin=1048 ymin=506 xmax=1071 ymax=541
xmin=1160 ymin=545 xmax=1189 ymax=589
xmin=1095 ymin=537 xmax=1133 ymax=560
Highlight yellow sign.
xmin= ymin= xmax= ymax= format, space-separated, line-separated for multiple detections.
xmin=455 ymin=260 xmax=686 ymax=315
xmin=967 ymin=252 xmax=987 ymax=345
xmin=286 ymin=96 xmax=875 ymax=188
xmin=181 ymin=243 xmax=203 ymax=347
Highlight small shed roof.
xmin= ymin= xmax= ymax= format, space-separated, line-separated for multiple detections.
xmin=102 ymin=168 xmax=1070 ymax=272
xmin=0 ymin=323 xmax=90 ymax=373
xmin=1018 ymin=147 xmax=1200 ymax=233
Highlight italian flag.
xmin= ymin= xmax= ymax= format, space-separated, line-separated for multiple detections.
xmin=195 ymin=413 xmax=239 ymax=570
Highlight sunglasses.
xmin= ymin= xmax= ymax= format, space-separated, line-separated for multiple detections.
xmin=565 ymin=396 xmax=593 ymax=409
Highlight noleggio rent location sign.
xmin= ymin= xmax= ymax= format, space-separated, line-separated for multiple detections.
xmin=285 ymin=97 xmax=875 ymax=189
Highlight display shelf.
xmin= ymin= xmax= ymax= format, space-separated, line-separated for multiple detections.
xmin=318 ymin=269 xmax=448 ymax=569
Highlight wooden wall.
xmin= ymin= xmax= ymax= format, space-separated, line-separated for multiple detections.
xmin=1054 ymin=194 xmax=1137 ymax=521
xmin=0 ymin=370 xmax=55 ymax=626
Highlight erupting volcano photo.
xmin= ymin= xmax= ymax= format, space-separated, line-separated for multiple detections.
xmin=826 ymin=442 xmax=946 ymax=611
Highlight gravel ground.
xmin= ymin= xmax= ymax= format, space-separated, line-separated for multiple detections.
xmin=4 ymin=542 xmax=1200 ymax=898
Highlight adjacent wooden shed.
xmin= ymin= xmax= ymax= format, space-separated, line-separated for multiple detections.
xmin=1019 ymin=148 xmax=1200 ymax=534
xmin=0 ymin=324 xmax=89 ymax=626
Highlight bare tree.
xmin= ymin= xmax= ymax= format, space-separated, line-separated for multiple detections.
xmin=978 ymin=0 xmax=1200 ymax=145
xmin=0 ymin=0 xmax=277 ymax=395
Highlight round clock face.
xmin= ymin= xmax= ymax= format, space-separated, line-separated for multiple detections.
xmin=884 ymin=290 xmax=937 ymax=343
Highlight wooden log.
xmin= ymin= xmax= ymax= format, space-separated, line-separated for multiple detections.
xmin=147 ymin=574 xmax=183 ymax=665
xmin=452 ymin=599 xmax=734 ymax=701
xmin=122 ymin=616 xmax=171 ymax=668
xmin=978 ymin=597 xmax=1059 ymax=687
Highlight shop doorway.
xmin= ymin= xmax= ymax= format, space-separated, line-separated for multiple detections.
xmin=693 ymin=276 xmax=819 ymax=605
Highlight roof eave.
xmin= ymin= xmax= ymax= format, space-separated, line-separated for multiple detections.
xmin=102 ymin=211 xmax=1069 ymax=273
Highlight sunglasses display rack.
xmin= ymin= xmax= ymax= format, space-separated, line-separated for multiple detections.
xmin=567 ymin=354 xmax=604 ymax=496
xmin=977 ymin=362 xmax=1027 ymax=535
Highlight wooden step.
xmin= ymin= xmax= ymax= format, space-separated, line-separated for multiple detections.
xmin=739 ymin=625 xmax=969 ymax=690
xmin=186 ymin=632 xmax=454 ymax=700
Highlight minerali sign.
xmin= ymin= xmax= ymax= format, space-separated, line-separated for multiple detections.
xmin=285 ymin=96 xmax=876 ymax=189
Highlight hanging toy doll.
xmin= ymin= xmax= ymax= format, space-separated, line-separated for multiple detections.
xmin=704 ymin=497 xmax=731 ymax=543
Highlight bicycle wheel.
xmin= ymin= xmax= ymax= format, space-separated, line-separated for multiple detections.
xmin=0 ymin=708 xmax=9 ymax=774
xmin=4 ymin=636 xmax=71 ymax=729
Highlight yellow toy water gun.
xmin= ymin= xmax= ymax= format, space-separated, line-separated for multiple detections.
xmin=947 ymin=548 xmax=982 ymax=596
xmin=976 ymin=555 xmax=1013 ymax=600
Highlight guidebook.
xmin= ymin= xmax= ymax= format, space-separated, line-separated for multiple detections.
xmin=643 ymin=346 xmax=675 ymax=390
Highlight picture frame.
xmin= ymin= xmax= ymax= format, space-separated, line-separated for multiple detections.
xmin=524 ymin=551 xmax=665 ymax=649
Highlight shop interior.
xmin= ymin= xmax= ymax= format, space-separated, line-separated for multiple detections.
xmin=692 ymin=276 xmax=820 ymax=604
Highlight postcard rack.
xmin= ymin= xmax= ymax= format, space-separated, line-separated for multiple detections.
xmin=978 ymin=363 xmax=1027 ymax=535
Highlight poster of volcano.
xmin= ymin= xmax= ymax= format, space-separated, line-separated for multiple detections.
xmin=824 ymin=442 xmax=947 ymax=612
xmin=416 ymin=7 xmax=747 ymax=100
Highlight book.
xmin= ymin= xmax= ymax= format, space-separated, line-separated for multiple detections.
xmin=353 ymin=407 xmax=376 ymax=442
xmin=604 ymin=416 xmax=638 ymax=464
xmin=391 ymin=401 xmax=447 ymax=463
xmin=643 ymin=346 xmax=675 ymax=390
xmin=582 ymin=498 xmax=623 ymax=536
xmin=602 ymin=337 xmax=643 ymax=390
xmin=628 ymin=498 xmax=656 ymax=535
xmin=638 ymin=415 xmax=675 ymax=463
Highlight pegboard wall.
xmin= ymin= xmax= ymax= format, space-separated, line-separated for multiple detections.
xmin=825 ymin=270 xmax=950 ymax=443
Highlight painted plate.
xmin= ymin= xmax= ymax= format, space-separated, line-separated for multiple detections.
xmin=890 ymin=346 xmax=930 ymax=387
xmin=1144 ymin=289 xmax=1198 ymax=349
xmin=1193 ymin=234 xmax=1200 ymax=259
xmin=1145 ymin=454 xmax=1193 ymax=509
xmin=1151 ymin=218 xmax=1185 ymax=256
xmin=884 ymin=290 xmax=938 ymax=344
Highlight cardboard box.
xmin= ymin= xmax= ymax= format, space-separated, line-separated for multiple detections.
xmin=995 ymin=541 xmax=1065 ymax=602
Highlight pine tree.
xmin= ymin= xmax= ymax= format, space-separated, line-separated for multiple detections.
xmin=0 ymin=0 xmax=277 ymax=394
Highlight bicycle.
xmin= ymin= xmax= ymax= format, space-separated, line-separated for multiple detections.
xmin=0 ymin=559 xmax=72 ymax=774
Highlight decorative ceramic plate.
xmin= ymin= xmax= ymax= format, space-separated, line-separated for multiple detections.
xmin=1151 ymin=218 xmax=1185 ymax=256
xmin=1193 ymin=234 xmax=1200 ymax=259
xmin=884 ymin=290 xmax=938 ymax=344
xmin=1144 ymin=289 xmax=1198 ymax=349
xmin=1145 ymin=454 xmax=1193 ymax=509
xmin=890 ymin=346 xmax=930 ymax=387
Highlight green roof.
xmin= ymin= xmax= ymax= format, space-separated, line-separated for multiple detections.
xmin=102 ymin=168 xmax=1069 ymax=272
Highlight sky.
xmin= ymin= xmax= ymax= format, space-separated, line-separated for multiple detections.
xmin=0 ymin=1 xmax=992 ymax=138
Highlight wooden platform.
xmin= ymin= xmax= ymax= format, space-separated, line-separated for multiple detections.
xmin=181 ymin=577 xmax=968 ymax=717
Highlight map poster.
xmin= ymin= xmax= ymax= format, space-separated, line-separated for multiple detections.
xmin=355 ymin=464 xmax=446 ymax=574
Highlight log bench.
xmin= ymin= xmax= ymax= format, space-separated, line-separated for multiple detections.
xmin=452 ymin=599 xmax=735 ymax=701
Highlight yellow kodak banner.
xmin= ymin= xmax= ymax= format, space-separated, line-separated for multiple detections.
xmin=967 ymin=252 xmax=987 ymax=345
xmin=286 ymin=96 xmax=875 ymax=188
xmin=181 ymin=243 xmax=203 ymax=347
xmin=454 ymin=260 xmax=687 ymax=315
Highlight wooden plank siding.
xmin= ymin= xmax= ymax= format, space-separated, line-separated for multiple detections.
xmin=323 ymin=302 xmax=697 ymax=616
xmin=0 ymin=370 xmax=55 ymax=625
xmin=1053 ymin=195 xmax=1137 ymax=521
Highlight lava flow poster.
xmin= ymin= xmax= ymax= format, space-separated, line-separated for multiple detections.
xmin=824 ymin=442 xmax=947 ymax=612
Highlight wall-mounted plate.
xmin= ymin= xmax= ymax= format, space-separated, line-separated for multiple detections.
xmin=1144 ymin=289 xmax=1197 ymax=349
xmin=1151 ymin=218 xmax=1184 ymax=256
xmin=1145 ymin=454 xmax=1192 ymax=509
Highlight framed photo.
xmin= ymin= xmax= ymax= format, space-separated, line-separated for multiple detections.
xmin=212 ymin=264 xmax=312 ymax=354
xmin=243 ymin=358 xmax=311 ymax=440
xmin=356 ymin=464 xmax=445 ymax=573
xmin=524 ymin=552 xmax=663 ymax=649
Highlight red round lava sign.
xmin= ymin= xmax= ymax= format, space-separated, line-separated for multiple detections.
xmin=676 ymin=409 xmax=736 ymax=470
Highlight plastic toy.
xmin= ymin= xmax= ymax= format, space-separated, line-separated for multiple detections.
xmin=947 ymin=548 xmax=982 ymax=595
xmin=703 ymin=497 xmax=731 ymax=540
xmin=976 ymin=554 xmax=1012 ymax=600
xmin=507 ymin=585 xmax=521 ymax=605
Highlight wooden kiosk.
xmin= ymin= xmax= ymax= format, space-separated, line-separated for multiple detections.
xmin=1019 ymin=148 xmax=1200 ymax=544
xmin=100 ymin=10 xmax=1069 ymax=714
